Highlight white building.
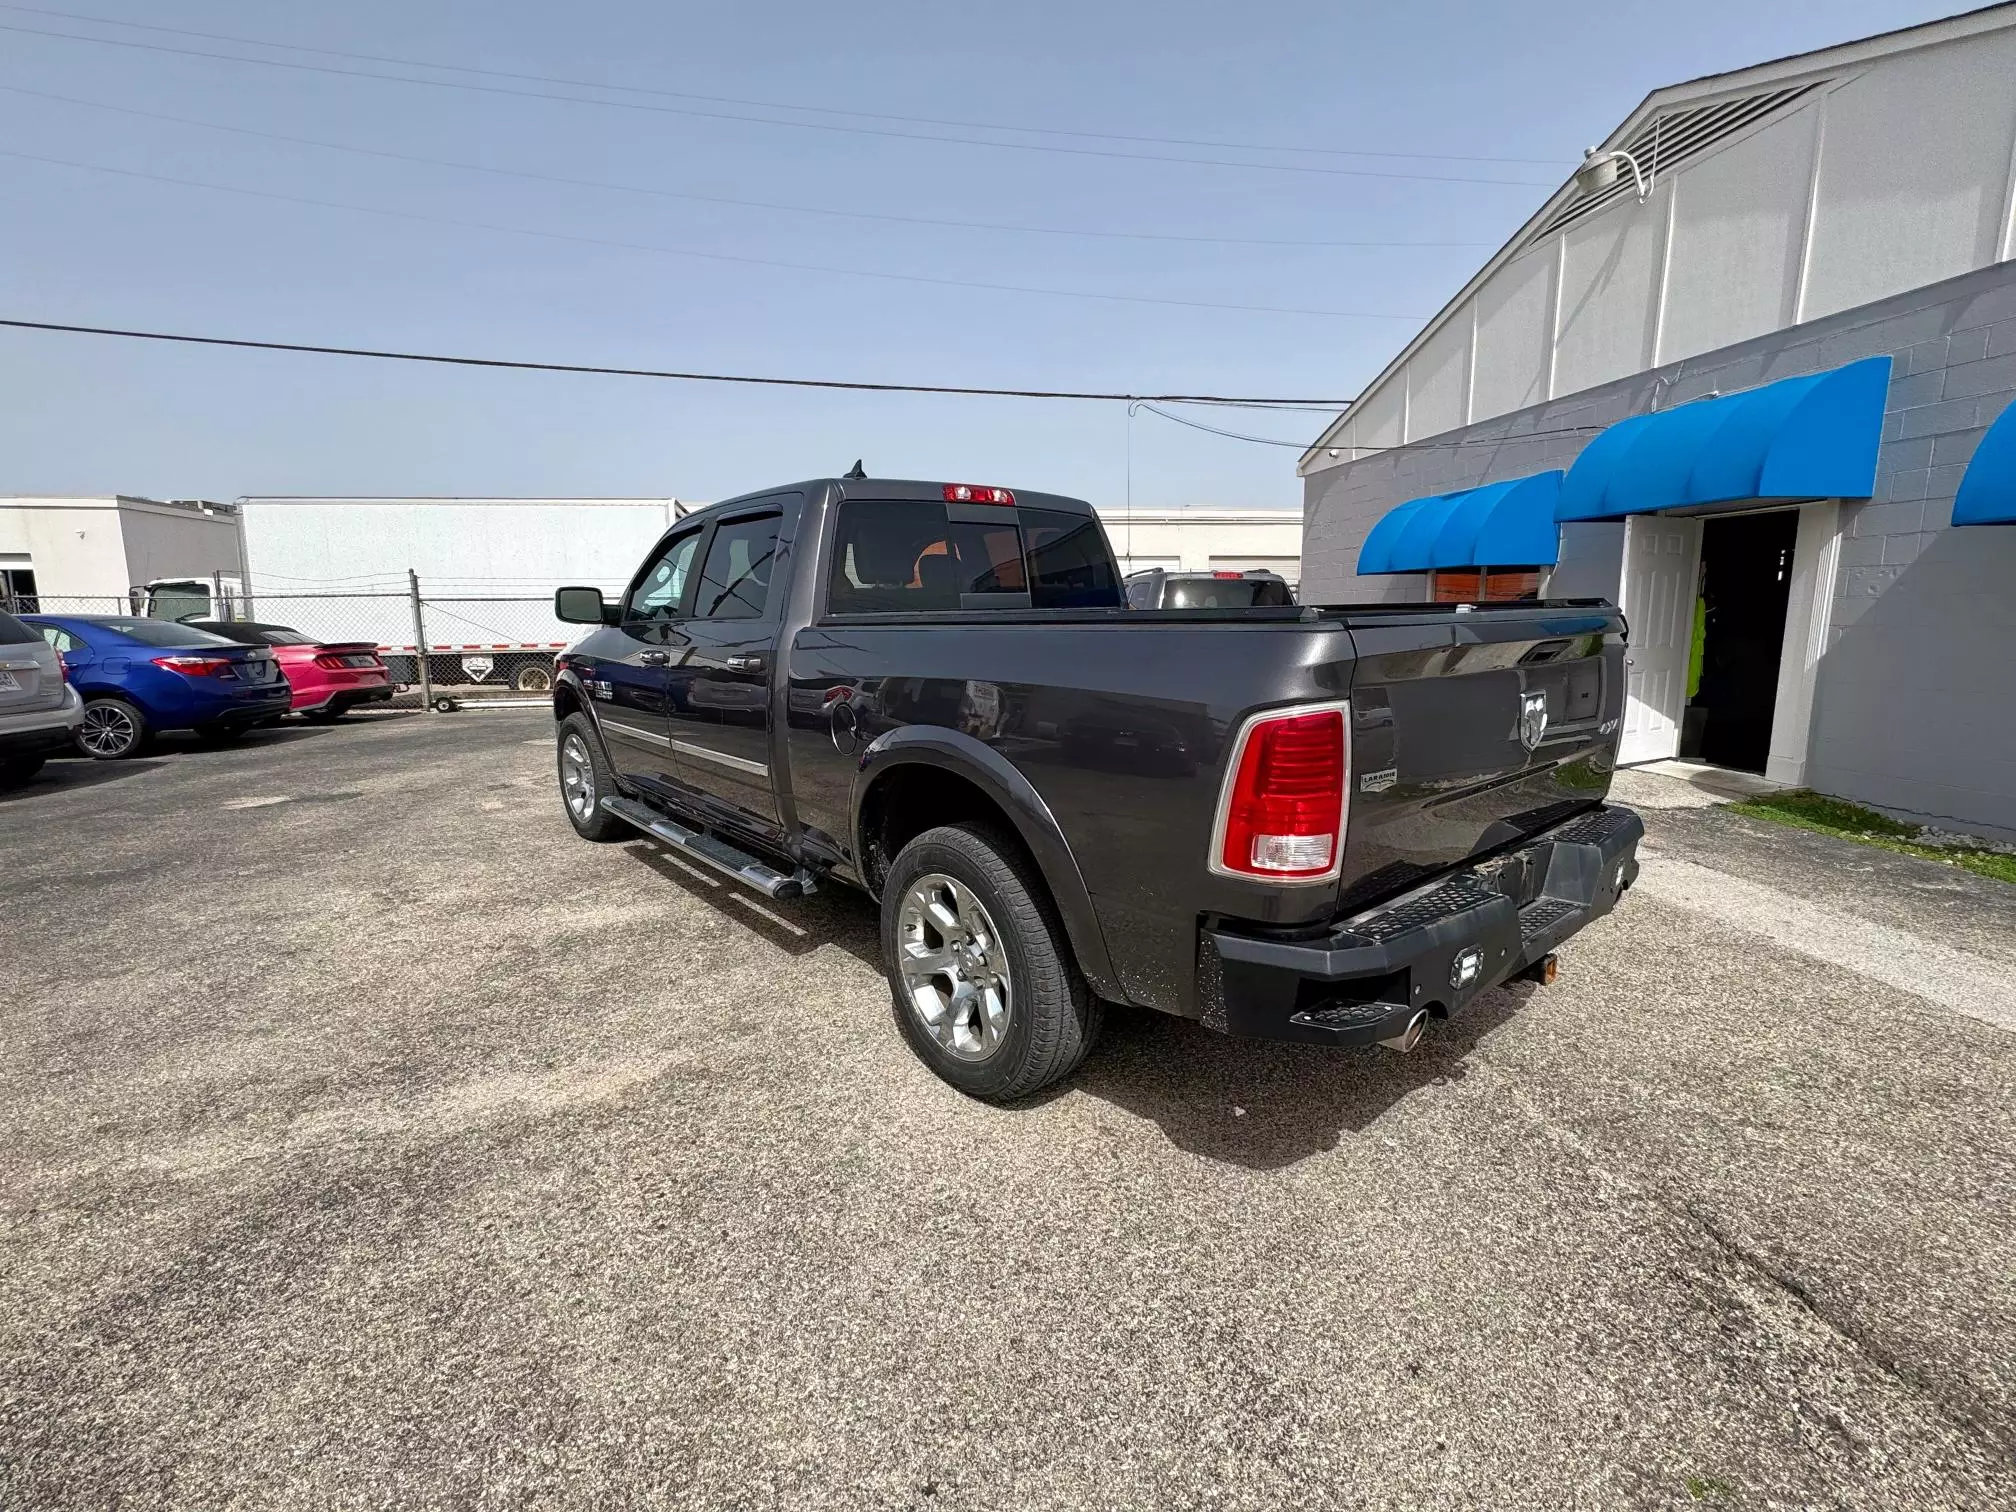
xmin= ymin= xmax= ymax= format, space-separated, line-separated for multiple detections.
xmin=0 ymin=496 xmax=246 ymax=611
xmin=1300 ymin=4 xmax=2016 ymax=838
xmin=1096 ymin=506 xmax=1303 ymax=585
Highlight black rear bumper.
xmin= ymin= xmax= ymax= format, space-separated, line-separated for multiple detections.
xmin=1201 ymin=804 xmax=1643 ymax=1047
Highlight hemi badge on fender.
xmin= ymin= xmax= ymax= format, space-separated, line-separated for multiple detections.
xmin=1359 ymin=767 xmax=1398 ymax=793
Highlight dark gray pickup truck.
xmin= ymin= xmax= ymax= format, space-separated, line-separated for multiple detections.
xmin=550 ymin=475 xmax=1642 ymax=1100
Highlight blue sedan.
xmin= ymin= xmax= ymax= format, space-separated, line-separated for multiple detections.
xmin=23 ymin=614 xmax=294 ymax=759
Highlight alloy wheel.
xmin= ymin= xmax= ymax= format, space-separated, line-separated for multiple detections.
xmin=896 ymin=873 xmax=1012 ymax=1062
xmin=79 ymin=703 xmax=137 ymax=758
xmin=560 ymin=732 xmax=597 ymax=821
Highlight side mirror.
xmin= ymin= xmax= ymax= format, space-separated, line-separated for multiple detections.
xmin=554 ymin=586 xmax=613 ymax=625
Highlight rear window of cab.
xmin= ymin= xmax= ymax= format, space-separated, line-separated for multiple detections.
xmin=827 ymin=499 xmax=1120 ymax=614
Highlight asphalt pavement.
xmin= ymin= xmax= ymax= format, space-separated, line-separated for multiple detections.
xmin=2 ymin=712 xmax=2012 ymax=1511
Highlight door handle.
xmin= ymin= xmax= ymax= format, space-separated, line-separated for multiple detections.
xmin=639 ymin=649 xmax=671 ymax=666
xmin=725 ymin=654 xmax=766 ymax=674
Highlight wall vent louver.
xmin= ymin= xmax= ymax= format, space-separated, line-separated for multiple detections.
xmin=1533 ymin=80 xmax=1826 ymax=241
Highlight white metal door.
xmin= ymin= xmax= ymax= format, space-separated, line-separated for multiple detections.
xmin=1617 ymin=514 xmax=1702 ymax=765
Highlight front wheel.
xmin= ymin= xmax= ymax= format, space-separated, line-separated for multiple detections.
xmin=76 ymin=698 xmax=148 ymax=760
xmin=557 ymin=713 xmax=628 ymax=841
xmin=881 ymin=822 xmax=1102 ymax=1102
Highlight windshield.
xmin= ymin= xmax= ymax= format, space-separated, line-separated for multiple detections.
xmin=1162 ymin=577 xmax=1293 ymax=609
xmin=89 ymin=618 xmax=242 ymax=648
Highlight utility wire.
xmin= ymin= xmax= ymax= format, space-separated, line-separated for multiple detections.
xmin=1138 ymin=402 xmax=1608 ymax=452
xmin=0 ymin=21 xmax=1558 ymax=187
xmin=0 ymin=318 xmax=1360 ymax=407
xmin=0 ymin=84 xmax=1497 ymax=251
xmin=0 ymin=149 xmax=1425 ymax=321
xmin=0 ymin=3 xmax=1567 ymax=168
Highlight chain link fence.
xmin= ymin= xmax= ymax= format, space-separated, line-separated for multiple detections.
xmin=1 ymin=584 xmax=588 ymax=704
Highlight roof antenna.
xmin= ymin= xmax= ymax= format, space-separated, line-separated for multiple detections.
xmin=842 ymin=459 xmax=866 ymax=479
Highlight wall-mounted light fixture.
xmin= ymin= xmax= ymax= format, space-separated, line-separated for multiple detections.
xmin=1575 ymin=146 xmax=1651 ymax=201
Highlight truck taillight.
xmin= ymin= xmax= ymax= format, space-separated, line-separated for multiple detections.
xmin=1211 ymin=705 xmax=1349 ymax=882
xmin=943 ymin=483 xmax=1015 ymax=505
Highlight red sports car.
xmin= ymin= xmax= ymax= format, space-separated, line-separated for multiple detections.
xmin=187 ymin=621 xmax=393 ymax=721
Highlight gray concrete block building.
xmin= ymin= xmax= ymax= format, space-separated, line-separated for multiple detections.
xmin=1299 ymin=5 xmax=2016 ymax=839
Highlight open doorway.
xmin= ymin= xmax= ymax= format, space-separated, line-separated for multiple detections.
xmin=1683 ymin=510 xmax=1798 ymax=773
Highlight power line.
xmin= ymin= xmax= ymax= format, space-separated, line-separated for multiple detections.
xmin=1 ymin=149 xmax=1426 ymax=321
xmin=0 ymin=318 xmax=1360 ymax=406
xmin=0 ymin=3 xmax=1568 ymax=169
xmin=0 ymin=21 xmax=1558 ymax=188
xmin=0 ymin=84 xmax=1497 ymax=251
xmin=1138 ymin=402 xmax=1609 ymax=452
xmin=1138 ymin=404 xmax=1317 ymax=447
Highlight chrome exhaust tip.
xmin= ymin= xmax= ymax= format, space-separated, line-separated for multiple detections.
xmin=1377 ymin=1010 xmax=1429 ymax=1054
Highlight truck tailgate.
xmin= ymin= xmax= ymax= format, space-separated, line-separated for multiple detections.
xmin=1340 ymin=605 xmax=1626 ymax=912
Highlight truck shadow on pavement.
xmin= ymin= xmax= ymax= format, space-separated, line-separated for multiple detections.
xmin=616 ymin=835 xmax=1531 ymax=1168
xmin=1057 ymin=989 xmax=1532 ymax=1171
xmin=622 ymin=841 xmax=884 ymax=971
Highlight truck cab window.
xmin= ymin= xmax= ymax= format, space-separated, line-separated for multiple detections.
xmin=828 ymin=500 xmax=1025 ymax=613
xmin=624 ymin=531 xmax=702 ymax=621
xmin=1021 ymin=510 xmax=1123 ymax=609
xmin=693 ymin=514 xmax=781 ymax=620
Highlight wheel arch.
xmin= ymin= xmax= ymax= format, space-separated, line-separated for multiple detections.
xmin=851 ymin=727 xmax=1122 ymax=1001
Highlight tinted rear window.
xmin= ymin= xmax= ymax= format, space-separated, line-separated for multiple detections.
xmin=1161 ymin=577 xmax=1293 ymax=609
xmin=1021 ymin=509 xmax=1122 ymax=608
xmin=829 ymin=500 xmax=1027 ymax=614
xmin=827 ymin=499 xmax=1119 ymax=614
xmin=86 ymin=618 xmax=241 ymax=648
xmin=0 ymin=610 xmax=35 ymax=644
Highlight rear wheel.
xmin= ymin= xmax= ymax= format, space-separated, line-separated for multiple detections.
xmin=193 ymin=723 xmax=247 ymax=745
xmin=515 ymin=664 xmax=554 ymax=693
xmin=881 ymin=822 xmax=1102 ymax=1102
xmin=302 ymin=706 xmax=345 ymax=725
xmin=76 ymin=698 xmax=147 ymax=760
xmin=557 ymin=713 xmax=628 ymax=841
xmin=0 ymin=754 xmax=46 ymax=786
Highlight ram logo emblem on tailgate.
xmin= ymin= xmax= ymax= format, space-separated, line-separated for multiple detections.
xmin=1519 ymin=691 xmax=1549 ymax=751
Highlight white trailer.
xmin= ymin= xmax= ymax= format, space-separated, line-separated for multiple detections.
xmin=219 ymin=497 xmax=690 ymax=691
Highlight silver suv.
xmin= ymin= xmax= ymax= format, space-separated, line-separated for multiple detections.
xmin=0 ymin=609 xmax=83 ymax=785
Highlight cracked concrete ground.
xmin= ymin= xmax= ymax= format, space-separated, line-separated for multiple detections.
xmin=2 ymin=712 xmax=2012 ymax=1511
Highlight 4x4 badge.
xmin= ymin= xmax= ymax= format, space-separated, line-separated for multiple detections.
xmin=1519 ymin=691 xmax=1549 ymax=751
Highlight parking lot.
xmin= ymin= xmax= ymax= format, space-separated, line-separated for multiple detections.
xmin=2 ymin=710 xmax=2012 ymax=1511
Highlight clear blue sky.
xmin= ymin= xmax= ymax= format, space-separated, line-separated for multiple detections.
xmin=0 ymin=0 xmax=1967 ymax=508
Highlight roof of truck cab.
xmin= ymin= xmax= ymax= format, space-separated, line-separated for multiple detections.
xmin=702 ymin=479 xmax=1098 ymax=516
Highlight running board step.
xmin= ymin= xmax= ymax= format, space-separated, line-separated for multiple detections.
xmin=600 ymin=796 xmax=817 ymax=900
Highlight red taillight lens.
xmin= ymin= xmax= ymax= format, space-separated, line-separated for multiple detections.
xmin=1215 ymin=708 xmax=1347 ymax=879
xmin=151 ymin=655 xmax=234 ymax=677
xmin=1212 ymin=570 xmax=1242 ymax=579
xmin=943 ymin=483 xmax=1015 ymax=505
xmin=314 ymin=653 xmax=346 ymax=670
xmin=56 ymin=651 xmax=69 ymax=684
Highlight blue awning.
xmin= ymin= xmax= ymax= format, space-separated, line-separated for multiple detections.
xmin=1954 ymin=397 xmax=2016 ymax=526
xmin=1429 ymin=472 xmax=1563 ymax=568
xmin=1357 ymin=471 xmax=1564 ymax=574
xmin=1555 ymin=356 xmax=1891 ymax=522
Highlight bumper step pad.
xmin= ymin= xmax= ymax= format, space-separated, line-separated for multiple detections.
xmin=1205 ymin=803 xmax=1645 ymax=1047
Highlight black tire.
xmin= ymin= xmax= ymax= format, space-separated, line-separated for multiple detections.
xmin=193 ymin=722 xmax=247 ymax=745
xmin=557 ymin=712 xmax=629 ymax=841
xmin=0 ymin=753 xmax=46 ymax=786
xmin=75 ymin=697 xmax=149 ymax=760
xmin=515 ymin=664 xmax=554 ymax=693
xmin=880 ymin=822 xmax=1103 ymax=1102
xmin=302 ymin=707 xmax=345 ymax=725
